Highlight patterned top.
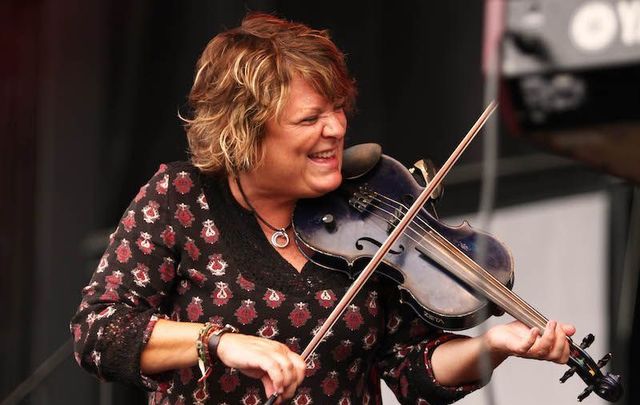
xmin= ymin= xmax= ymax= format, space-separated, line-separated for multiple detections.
xmin=71 ymin=162 xmax=481 ymax=405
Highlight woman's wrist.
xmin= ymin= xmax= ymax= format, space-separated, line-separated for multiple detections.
xmin=207 ymin=324 xmax=239 ymax=362
xmin=482 ymin=327 xmax=514 ymax=366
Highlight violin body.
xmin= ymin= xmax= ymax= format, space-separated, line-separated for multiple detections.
xmin=294 ymin=154 xmax=514 ymax=330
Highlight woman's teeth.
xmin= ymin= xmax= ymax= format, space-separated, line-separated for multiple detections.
xmin=309 ymin=150 xmax=335 ymax=159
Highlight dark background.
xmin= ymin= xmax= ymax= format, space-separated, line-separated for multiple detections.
xmin=1 ymin=1 xmax=637 ymax=404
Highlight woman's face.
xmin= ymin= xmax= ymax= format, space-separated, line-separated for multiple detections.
xmin=253 ymin=77 xmax=347 ymax=199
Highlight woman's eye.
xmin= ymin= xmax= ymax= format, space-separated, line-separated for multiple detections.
xmin=301 ymin=116 xmax=318 ymax=124
xmin=334 ymin=104 xmax=345 ymax=111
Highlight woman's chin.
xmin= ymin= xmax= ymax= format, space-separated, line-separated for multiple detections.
xmin=304 ymin=174 xmax=343 ymax=197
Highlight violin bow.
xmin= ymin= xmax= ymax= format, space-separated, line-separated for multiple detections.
xmin=265 ymin=100 xmax=498 ymax=405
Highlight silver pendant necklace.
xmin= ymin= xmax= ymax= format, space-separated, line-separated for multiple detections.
xmin=235 ymin=177 xmax=291 ymax=249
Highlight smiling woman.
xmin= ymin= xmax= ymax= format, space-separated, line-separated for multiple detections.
xmin=249 ymin=77 xmax=347 ymax=199
xmin=184 ymin=14 xmax=356 ymax=177
xmin=70 ymin=12 xmax=575 ymax=405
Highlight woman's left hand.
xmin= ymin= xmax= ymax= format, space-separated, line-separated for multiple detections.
xmin=484 ymin=320 xmax=576 ymax=364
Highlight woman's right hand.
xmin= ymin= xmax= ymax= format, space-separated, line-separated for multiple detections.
xmin=215 ymin=333 xmax=306 ymax=402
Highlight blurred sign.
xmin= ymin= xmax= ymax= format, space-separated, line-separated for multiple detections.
xmin=500 ymin=0 xmax=640 ymax=182
xmin=503 ymin=0 xmax=640 ymax=75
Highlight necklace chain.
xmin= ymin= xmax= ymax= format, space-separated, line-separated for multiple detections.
xmin=235 ymin=177 xmax=291 ymax=249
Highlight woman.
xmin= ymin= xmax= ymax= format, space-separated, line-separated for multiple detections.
xmin=71 ymin=13 xmax=574 ymax=404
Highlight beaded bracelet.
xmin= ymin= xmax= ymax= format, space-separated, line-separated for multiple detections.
xmin=194 ymin=322 xmax=239 ymax=403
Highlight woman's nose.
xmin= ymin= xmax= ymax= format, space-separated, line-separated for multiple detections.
xmin=322 ymin=111 xmax=347 ymax=139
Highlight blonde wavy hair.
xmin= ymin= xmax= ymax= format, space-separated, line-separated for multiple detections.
xmin=184 ymin=13 xmax=357 ymax=174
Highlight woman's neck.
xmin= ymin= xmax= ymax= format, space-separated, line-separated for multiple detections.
xmin=228 ymin=173 xmax=295 ymax=230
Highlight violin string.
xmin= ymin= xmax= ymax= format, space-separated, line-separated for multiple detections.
xmin=355 ymin=190 xmax=548 ymax=329
xmin=370 ymin=191 xmax=542 ymax=317
xmin=362 ymin=200 xmax=547 ymax=329
xmin=360 ymin=194 xmax=548 ymax=329
xmin=369 ymin=193 xmax=548 ymax=329
xmin=369 ymin=193 xmax=549 ymax=329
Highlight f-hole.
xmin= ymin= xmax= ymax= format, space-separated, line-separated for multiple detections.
xmin=356 ymin=237 xmax=405 ymax=255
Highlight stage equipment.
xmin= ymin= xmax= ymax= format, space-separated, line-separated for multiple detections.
xmin=500 ymin=0 xmax=640 ymax=183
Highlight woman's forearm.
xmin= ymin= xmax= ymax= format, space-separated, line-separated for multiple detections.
xmin=140 ymin=319 xmax=203 ymax=374
xmin=430 ymin=335 xmax=508 ymax=386
xmin=430 ymin=320 xmax=574 ymax=386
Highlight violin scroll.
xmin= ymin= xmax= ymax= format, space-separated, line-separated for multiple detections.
xmin=559 ymin=333 xmax=623 ymax=402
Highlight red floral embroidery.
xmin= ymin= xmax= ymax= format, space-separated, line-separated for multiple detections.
xmin=206 ymin=254 xmax=227 ymax=276
xmin=175 ymin=203 xmax=195 ymax=227
xmin=263 ymin=288 xmax=286 ymax=309
xmin=338 ymin=391 xmax=352 ymax=405
xmin=305 ymin=353 xmax=321 ymax=377
xmin=343 ymin=305 xmax=364 ymax=331
xmin=177 ymin=279 xmax=190 ymax=295
xmin=315 ymin=289 xmax=337 ymax=309
xmin=332 ymin=340 xmax=353 ymax=362
xmin=286 ymin=337 xmax=301 ymax=354
xmin=211 ymin=281 xmax=233 ymax=306
xmin=219 ymin=368 xmax=240 ymax=393
xmin=136 ymin=232 xmax=154 ymax=255
xmin=289 ymin=302 xmax=311 ymax=328
xmin=155 ymin=174 xmax=169 ymax=195
xmin=241 ymin=387 xmax=261 ymax=405
xmin=292 ymin=388 xmax=313 ymax=405
xmin=187 ymin=268 xmax=208 ymax=286
xmin=173 ymin=171 xmax=193 ymax=194
xmin=121 ymin=210 xmax=136 ymax=232
xmin=200 ymin=219 xmax=219 ymax=244
xmin=196 ymin=192 xmax=208 ymax=210
xmin=186 ymin=297 xmax=203 ymax=321
xmin=236 ymin=273 xmax=255 ymax=291
xmin=235 ymin=299 xmax=257 ymax=325
xmin=321 ymin=371 xmax=339 ymax=396
xmin=142 ymin=200 xmax=160 ymax=223
xmin=257 ymin=318 xmax=279 ymax=339
xmin=115 ymin=239 xmax=132 ymax=263
xmin=105 ymin=270 xmax=123 ymax=288
xmin=131 ymin=263 xmax=150 ymax=287
xmin=365 ymin=291 xmax=378 ymax=316
xmin=97 ymin=255 xmax=108 ymax=273
xmin=347 ymin=359 xmax=361 ymax=381
xmin=184 ymin=237 xmax=201 ymax=261
xmin=362 ymin=328 xmax=377 ymax=350
xmin=160 ymin=225 xmax=176 ymax=248
xmin=158 ymin=257 xmax=175 ymax=282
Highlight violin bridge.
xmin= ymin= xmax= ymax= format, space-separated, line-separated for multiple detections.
xmin=410 ymin=159 xmax=443 ymax=200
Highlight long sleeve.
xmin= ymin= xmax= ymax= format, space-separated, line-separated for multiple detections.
xmin=375 ymin=282 xmax=483 ymax=404
xmin=70 ymin=163 xmax=188 ymax=390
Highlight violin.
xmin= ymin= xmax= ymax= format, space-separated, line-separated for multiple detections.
xmin=293 ymin=147 xmax=622 ymax=402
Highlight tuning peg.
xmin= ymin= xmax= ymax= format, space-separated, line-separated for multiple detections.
xmin=560 ymin=367 xmax=577 ymax=383
xmin=597 ymin=353 xmax=612 ymax=368
xmin=580 ymin=334 xmax=595 ymax=349
xmin=577 ymin=385 xmax=594 ymax=402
